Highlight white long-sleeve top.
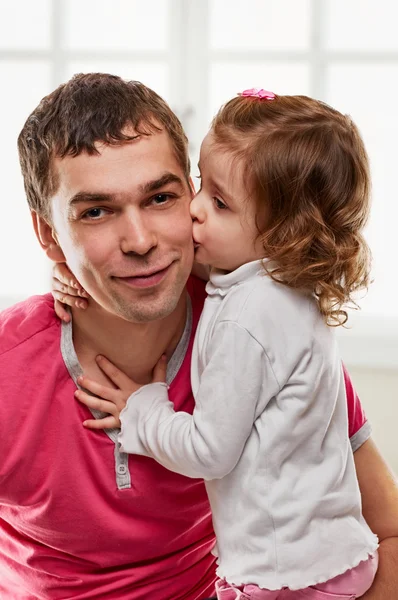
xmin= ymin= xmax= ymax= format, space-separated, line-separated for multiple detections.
xmin=118 ymin=260 xmax=378 ymax=590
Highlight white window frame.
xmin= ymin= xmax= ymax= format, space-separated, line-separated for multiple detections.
xmin=1 ymin=0 xmax=397 ymax=368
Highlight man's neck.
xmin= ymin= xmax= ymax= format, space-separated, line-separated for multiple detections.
xmin=70 ymin=292 xmax=188 ymax=386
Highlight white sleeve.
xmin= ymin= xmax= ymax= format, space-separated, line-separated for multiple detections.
xmin=118 ymin=321 xmax=280 ymax=480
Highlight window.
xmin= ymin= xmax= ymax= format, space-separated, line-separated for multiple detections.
xmin=1 ymin=0 xmax=397 ymax=365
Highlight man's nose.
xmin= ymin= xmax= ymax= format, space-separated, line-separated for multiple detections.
xmin=120 ymin=211 xmax=157 ymax=256
xmin=190 ymin=192 xmax=205 ymax=223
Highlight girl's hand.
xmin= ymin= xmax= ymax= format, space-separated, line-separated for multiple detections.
xmin=52 ymin=263 xmax=89 ymax=322
xmin=75 ymin=354 xmax=167 ymax=429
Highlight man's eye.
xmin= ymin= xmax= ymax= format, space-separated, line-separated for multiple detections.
xmin=151 ymin=194 xmax=172 ymax=205
xmin=214 ymin=197 xmax=227 ymax=210
xmin=82 ymin=207 xmax=107 ymax=219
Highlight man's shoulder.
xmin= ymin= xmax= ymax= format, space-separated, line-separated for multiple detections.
xmin=0 ymin=293 xmax=59 ymax=358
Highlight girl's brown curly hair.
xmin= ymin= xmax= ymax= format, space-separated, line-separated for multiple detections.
xmin=211 ymin=94 xmax=372 ymax=326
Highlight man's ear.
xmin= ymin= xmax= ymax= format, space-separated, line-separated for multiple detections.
xmin=31 ymin=211 xmax=66 ymax=263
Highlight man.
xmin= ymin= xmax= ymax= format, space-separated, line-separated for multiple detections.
xmin=0 ymin=73 xmax=397 ymax=599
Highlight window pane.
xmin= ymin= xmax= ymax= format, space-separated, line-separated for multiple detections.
xmin=326 ymin=63 xmax=398 ymax=316
xmin=0 ymin=0 xmax=51 ymax=49
xmin=0 ymin=61 xmax=52 ymax=298
xmin=63 ymin=0 xmax=170 ymax=51
xmin=210 ymin=0 xmax=311 ymax=50
xmin=209 ymin=62 xmax=310 ymax=122
xmin=65 ymin=61 xmax=169 ymax=104
xmin=325 ymin=0 xmax=398 ymax=51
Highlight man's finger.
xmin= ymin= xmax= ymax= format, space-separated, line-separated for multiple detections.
xmin=152 ymin=354 xmax=167 ymax=383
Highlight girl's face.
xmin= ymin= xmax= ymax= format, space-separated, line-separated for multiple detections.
xmin=190 ymin=131 xmax=267 ymax=272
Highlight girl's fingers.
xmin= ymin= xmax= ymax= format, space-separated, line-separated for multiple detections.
xmin=52 ymin=290 xmax=74 ymax=308
xmin=82 ymin=416 xmax=120 ymax=429
xmin=52 ymin=279 xmax=81 ymax=298
xmin=52 ymin=289 xmax=87 ymax=310
xmin=53 ymin=263 xmax=76 ymax=286
xmin=53 ymin=264 xmax=89 ymax=297
xmin=53 ymin=297 xmax=71 ymax=322
xmin=62 ymin=284 xmax=88 ymax=299
xmin=76 ymin=377 xmax=119 ymax=403
xmin=75 ymin=389 xmax=118 ymax=415
xmin=152 ymin=354 xmax=167 ymax=383
xmin=96 ymin=355 xmax=138 ymax=391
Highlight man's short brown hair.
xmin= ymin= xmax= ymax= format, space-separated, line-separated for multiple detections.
xmin=18 ymin=73 xmax=190 ymax=221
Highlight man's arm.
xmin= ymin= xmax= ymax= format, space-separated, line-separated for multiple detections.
xmin=354 ymin=438 xmax=398 ymax=599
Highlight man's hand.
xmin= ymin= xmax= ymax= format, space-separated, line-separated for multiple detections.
xmin=52 ymin=263 xmax=89 ymax=322
xmin=75 ymin=354 xmax=167 ymax=429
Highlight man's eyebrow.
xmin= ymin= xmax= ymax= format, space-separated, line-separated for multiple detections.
xmin=140 ymin=172 xmax=185 ymax=194
xmin=69 ymin=192 xmax=114 ymax=206
xmin=68 ymin=173 xmax=185 ymax=206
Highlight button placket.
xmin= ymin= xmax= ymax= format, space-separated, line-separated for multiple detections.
xmin=114 ymin=446 xmax=131 ymax=490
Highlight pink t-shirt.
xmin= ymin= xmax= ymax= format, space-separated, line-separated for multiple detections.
xmin=0 ymin=276 xmax=370 ymax=599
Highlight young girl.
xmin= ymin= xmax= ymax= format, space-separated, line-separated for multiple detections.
xmin=54 ymin=89 xmax=379 ymax=599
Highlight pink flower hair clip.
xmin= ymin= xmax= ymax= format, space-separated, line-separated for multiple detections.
xmin=239 ymin=88 xmax=276 ymax=100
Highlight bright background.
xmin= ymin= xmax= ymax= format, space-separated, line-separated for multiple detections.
xmin=0 ymin=0 xmax=397 ymax=467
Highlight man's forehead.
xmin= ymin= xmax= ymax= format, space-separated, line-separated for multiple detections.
xmin=53 ymin=130 xmax=180 ymax=182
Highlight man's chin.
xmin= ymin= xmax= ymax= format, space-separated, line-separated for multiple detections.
xmin=114 ymin=298 xmax=181 ymax=324
xmin=103 ymin=284 xmax=183 ymax=324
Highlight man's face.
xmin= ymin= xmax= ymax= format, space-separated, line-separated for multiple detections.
xmin=48 ymin=128 xmax=194 ymax=323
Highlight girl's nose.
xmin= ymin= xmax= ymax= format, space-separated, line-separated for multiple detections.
xmin=190 ymin=192 xmax=205 ymax=223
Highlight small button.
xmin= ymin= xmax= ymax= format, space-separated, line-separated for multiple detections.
xmin=117 ymin=464 xmax=127 ymax=475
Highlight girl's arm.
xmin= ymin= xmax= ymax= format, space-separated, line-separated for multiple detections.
xmin=118 ymin=321 xmax=275 ymax=479
xmin=354 ymin=438 xmax=398 ymax=599
xmin=77 ymin=321 xmax=277 ymax=480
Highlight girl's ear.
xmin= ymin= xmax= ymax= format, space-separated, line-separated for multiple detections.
xmin=31 ymin=211 xmax=66 ymax=263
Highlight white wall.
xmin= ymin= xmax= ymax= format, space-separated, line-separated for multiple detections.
xmin=347 ymin=366 xmax=398 ymax=473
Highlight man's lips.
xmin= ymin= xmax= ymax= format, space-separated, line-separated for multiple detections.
xmin=113 ymin=264 xmax=173 ymax=288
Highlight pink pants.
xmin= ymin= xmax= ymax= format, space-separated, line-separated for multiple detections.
xmin=215 ymin=553 xmax=378 ymax=600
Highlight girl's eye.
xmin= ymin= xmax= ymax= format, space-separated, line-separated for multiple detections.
xmin=214 ymin=197 xmax=227 ymax=210
xmin=82 ymin=207 xmax=108 ymax=220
